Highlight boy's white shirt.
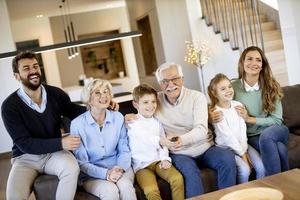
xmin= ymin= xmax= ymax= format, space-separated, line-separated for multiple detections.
xmin=213 ymin=100 xmax=248 ymax=156
xmin=127 ymin=113 xmax=171 ymax=172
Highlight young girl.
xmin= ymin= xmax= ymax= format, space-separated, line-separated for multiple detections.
xmin=208 ymin=73 xmax=265 ymax=183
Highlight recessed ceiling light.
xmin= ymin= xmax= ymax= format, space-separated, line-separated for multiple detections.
xmin=36 ymin=14 xmax=44 ymax=18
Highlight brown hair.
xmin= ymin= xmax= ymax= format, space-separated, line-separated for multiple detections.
xmin=208 ymin=73 xmax=231 ymax=109
xmin=238 ymin=46 xmax=283 ymax=113
xmin=12 ymin=51 xmax=38 ymax=73
xmin=132 ymin=84 xmax=157 ymax=102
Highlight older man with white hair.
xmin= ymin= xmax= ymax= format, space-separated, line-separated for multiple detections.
xmin=154 ymin=62 xmax=236 ymax=198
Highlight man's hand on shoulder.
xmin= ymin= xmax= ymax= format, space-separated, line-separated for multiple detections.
xmin=109 ymin=100 xmax=119 ymax=111
xmin=62 ymin=134 xmax=80 ymax=151
xmin=208 ymin=107 xmax=223 ymax=123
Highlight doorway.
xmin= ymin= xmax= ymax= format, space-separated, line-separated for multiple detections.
xmin=137 ymin=15 xmax=157 ymax=76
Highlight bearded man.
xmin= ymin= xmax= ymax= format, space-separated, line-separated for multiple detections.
xmin=1 ymin=51 xmax=86 ymax=200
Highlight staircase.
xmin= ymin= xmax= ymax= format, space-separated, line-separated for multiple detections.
xmin=200 ymin=0 xmax=288 ymax=86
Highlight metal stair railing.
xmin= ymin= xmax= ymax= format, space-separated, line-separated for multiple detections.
xmin=200 ymin=0 xmax=265 ymax=52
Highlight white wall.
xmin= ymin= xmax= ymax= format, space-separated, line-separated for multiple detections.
xmin=11 ymin=17 xmax=62 ymax=87
xmin=50 ymin=7 xmax=140 ymax=92
xmin=0 ymin=0 xmax=16 ymax=153
xmin=155 ymin=0 xmax=200 ymax=91
xmin=126 ymin=0 xmax=164 ymax=91
xmin=278 ymin=0 xmax=300 ymax=85
xmin=260 ymin=0 xmax=279 ymax=10
xmin=126 ymin=0 xmax=240 ymax=92
xmin=186 ymin=0 xmax=240 ymax=92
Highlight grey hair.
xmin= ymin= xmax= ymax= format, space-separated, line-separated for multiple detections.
xmin=81 ymin=79 xmax=113 ymax=110
xmin=155 ymin=62 xmax=184 ymax=82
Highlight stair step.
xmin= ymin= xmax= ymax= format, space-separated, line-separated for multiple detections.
xmin=261 ymin=22 xmax=276 ymax=31
xmin=266 ymin=49 xmax=285 ymax=59
xmin=263 ymin=30 xmax=282 ymax=41
xmin=264 ymin=39 xmax=284 ymax=51
xmin=202 ymin=1 xmax=289 ymax=86
xmin=266 ymin=51 xmax=286 ymax=64
xmin=273 ymin=73 xmax=289 ymax=86
xmin=228 ymin=21 xmax=276 ymax=33
xmin=207 ymin=14 xmax=267 ymax=29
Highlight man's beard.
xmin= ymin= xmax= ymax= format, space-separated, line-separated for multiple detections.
xmin=20 ymin=73 xmax=41 ymax=91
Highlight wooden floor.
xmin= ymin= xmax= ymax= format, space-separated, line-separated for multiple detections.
xmin=0 ymin=153 xmax=11 ymax=200
xmin=0 ymin=153 xmax=35 ymax=200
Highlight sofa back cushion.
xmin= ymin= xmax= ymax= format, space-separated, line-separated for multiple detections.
xmin=282 ymin=84 xmax=300 ymax=135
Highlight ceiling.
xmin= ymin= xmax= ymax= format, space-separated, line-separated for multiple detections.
xmin=6 ymin=0 xmax=125 ymax=21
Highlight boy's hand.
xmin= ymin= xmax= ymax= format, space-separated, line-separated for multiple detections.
xmin=159 ymin=160 xmax=172 ymax=169
xmin=160 ymin=137 xmax=176 ymax=148
xmin=124 ymin=113 xmax=138 ymax=129
xmin=208 ymin=107 xmax=223 ymax=123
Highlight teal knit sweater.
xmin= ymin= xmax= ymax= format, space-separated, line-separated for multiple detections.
xmin=232 ymin=79 xmax=283 ymax=136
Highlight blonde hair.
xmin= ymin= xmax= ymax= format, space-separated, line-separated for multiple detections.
xmin=208 ymin=73 xmax=231 ymax=109
xmin=81 ymin=79 xmax=112 ymax=110
xmin=238 ymin=46 xmax=283 ymax=113
xmin=132 ymin=84 xmax=157 ymax=102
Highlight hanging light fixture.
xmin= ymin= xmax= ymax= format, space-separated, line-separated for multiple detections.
xmin=59 ymin=4 xmax=72 ymax=59
xmin=0 ymin=0 xmax=142 ymax=60
xmin=60 ymin=0 xmax=78 ymax=59
xmin=0 ymin=31 xmax=141 ymax=60
xmin=66 ymin=0 xmax=79 ymax=56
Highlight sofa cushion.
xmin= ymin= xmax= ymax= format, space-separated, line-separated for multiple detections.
xmin=287 ymin=133 xmax=300 ymax=169
xmin=282 ymin=84 xmax=300 ymax=134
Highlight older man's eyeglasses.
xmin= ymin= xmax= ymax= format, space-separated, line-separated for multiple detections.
xmin=160 ymin=77 xmax=182 ymax=85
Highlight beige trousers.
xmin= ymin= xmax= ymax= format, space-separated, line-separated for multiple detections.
xmin=6 ymin=150 xmax=79 ymax=200
xmin=82 ymin=167 xmax=137 ymax=200
xmin=136 ymin=161 xmax=184 ymax=200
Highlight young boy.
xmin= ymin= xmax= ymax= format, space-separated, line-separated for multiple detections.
xmin=128 ymin=84 xmax=184 ymax=200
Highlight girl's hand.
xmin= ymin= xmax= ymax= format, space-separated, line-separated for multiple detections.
xmin=245 ymin=153 xmax=253 ymax=169
xmin=208 ymin=107 xmax=223 ymax=123
xmin=241 ymin=154 xmax=252 ymax=172
xmin=159 ymin=160 xmax=172 ymax=169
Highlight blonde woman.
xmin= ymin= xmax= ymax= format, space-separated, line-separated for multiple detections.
xmin=70 ymin=79 xmax=136 ymax=200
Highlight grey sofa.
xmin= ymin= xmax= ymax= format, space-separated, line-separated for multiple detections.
xmin=33 ymin=84 xmax=300 ymax=199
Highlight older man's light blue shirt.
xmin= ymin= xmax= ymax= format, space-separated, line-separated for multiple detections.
xmin=70 ymin=109 xmax=131 ymax=180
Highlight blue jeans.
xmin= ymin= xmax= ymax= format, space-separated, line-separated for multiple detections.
xmin=235 ymin=145 xmax=265 ymax=183
xmin=248 ymin=125 xmax=289 ymax=176
xmin=170 ymin=146 xmax=236 ymax=198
